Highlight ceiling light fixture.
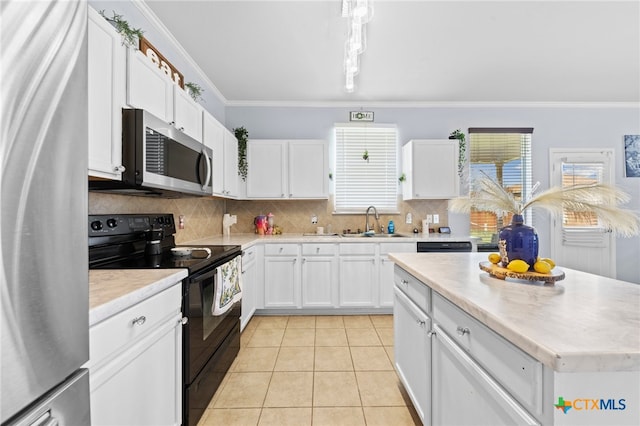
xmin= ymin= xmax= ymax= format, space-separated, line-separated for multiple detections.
xmin=342 ymin=0 xmax=373 ymax=93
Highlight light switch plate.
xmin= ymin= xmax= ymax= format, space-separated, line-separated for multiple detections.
xmin=406 ymin=213 xmax=412 ymax=224
xmin=433 ymin=214 xmax=439 ymax=224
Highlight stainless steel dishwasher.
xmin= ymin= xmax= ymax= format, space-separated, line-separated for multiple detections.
xmin=416 ymin=241 xmax=473 ymax=252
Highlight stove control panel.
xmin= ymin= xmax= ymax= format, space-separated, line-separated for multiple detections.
xmin=88 ymin=214 xmax=176 ymax=237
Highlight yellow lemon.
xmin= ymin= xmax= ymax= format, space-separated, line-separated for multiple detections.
xmin=506 ymin=259 xmax=530 ymax=273
xmin=488 ymin=253 xmax=501 ymax=264
xmin=533 ymin=260 xmax=552 ymax=274
xmin=540 ymin=257 xmax=555 ymax=269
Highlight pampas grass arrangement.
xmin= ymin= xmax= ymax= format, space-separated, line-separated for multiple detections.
xmin=449 ymin=175 xmax=640 ymax=237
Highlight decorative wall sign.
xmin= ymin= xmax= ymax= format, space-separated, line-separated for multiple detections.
xmin=350 ymin=111 xmax=374 ymax=122
xmin=139 ymin=36 xmax=184 ymax=88
xmin=624 ymin=135 xmax=640 ymax=177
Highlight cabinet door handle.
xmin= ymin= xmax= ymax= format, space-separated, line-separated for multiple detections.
xmin=293 ymin=258 xmax=297 ymax=264
xmin=132 ymin=316 xmax=146 ymax=326
xmin=416 ymin=319 xmax=426 ymax=327
xmin=427 ymin=330 xmax=436 ymax=338
xmin=179 ymin=317 xmax=188 ymax=325
xmin=401 ymin=279 xmax=409 ymax=286
xmin=169 ymin=121 xmax=175 ymax=126
xmin=302 ymin=258 xmax=306 ymax=263
xmin=456 ymin=326 xmax=470 ymax=336
xmin=113 ymin=165 xmax=126 ymax=172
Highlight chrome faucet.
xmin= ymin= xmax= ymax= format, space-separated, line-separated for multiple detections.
xmin=365 ymin=206 xmax=382 ymax=233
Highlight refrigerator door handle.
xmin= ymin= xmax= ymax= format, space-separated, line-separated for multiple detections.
xmin=29 ymin=411 xmax=58 ymax=426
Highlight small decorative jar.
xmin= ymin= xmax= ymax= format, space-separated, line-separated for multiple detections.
xmin=498 ymin=214 xmax=539 ymax=268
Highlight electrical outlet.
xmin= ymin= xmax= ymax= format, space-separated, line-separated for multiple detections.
xmin=433 ymin=214 xmax=439 ymax=224
xmin=406 ymin=213 xmax=412 ymax=224
xmin=311 ymin=215 xmax=318 ymax=224
xmin=426 ymin=214 xmax=433 ymax=223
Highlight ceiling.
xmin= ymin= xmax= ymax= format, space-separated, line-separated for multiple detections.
xmin=144 ymin=1 xmax=640 ymax=106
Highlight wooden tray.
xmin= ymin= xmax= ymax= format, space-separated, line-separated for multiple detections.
xmin=479 ymin=261 xmax=565 ymax=284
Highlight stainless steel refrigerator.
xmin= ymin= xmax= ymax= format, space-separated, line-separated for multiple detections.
xmin=1 ymin=1 xmax=90 ymax=424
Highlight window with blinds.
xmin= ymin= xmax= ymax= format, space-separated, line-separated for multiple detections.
xmin=468 ymin=128 xmax=533 ymax=243
xmin=334 ymin=124 xmax=398 ymax=213
xmin=560 ymin=161 xmax=604 ymax=227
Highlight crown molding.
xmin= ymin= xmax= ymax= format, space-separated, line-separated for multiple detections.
xmin=225 ymin=100 xmax=640 ymax=109
xmin=132 ymin=0 xmax=228 ymax=105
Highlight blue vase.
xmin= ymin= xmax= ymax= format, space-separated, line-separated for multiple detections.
xmin=498 ymin=214 xmax=539 ymax=268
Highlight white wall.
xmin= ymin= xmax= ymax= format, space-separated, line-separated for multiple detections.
xmin=227 ymin=105 xmax=640 ymax=283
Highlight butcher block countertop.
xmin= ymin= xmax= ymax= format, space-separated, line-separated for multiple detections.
xmin=88 ymin=269 xmax=188 ymax=326
xmin=389 ymin=252 xmax=640 ymax=373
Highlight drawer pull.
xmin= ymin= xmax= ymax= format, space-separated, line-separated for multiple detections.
xmin=456 ymin=326 xmax=470 ymax=336
xmin=401 ymin=279 xmax=409 ymax=285
xmin=416 ymin=319 xmax=426 ymax=327
xmin=132 ymin=316 xmax=146 ymax=326
xmin=427 ymin=330 xmax=436 ymax=338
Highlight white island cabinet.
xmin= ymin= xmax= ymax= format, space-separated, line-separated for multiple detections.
xmin=390 ymin=252 xmax=640 ymax=426
xmin=87 ymin=273 xmax=185 ymax=426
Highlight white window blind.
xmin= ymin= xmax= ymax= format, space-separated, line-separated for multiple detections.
xmin=468 ymin=128 xmax=533 ymax=243
xmin=334 ymin=124 xmax=398 ymax=213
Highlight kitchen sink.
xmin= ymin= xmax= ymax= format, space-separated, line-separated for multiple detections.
xmin=340 ymin=233 xmax=407 ymax=238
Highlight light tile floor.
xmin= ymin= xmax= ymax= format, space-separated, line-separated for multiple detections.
xmin=198 ymin=315 xmax=421 ymax=426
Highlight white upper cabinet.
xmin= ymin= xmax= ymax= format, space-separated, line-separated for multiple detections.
xmin=87 ymin=7 xmax=126 ymax=179
xmin=203 ymin=111 xmax=238 ymax=198
xmin=203 ymin=111 xmax=225 ymax=196
xmin=222 ymin=128 xmax=239 ymax=197
xmin=126 ymin=49 xmax=202 ymax=142
xmin=402 ymin=139 xmax=459 ymax=200
xmin=126 ymin=48 xmax=173 ymax=123
xmin=288 ymin=141 xmax=329 ymax=198
xmin=173 ymin=86 xmax=203 ymax=141
xmin=246 ymin=139 xmax=328 ymax=199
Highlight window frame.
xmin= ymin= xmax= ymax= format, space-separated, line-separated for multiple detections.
xmin=333 ymin=123 xmax=399 ymax=214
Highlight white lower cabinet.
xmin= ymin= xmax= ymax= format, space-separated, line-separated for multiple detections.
xmin=339 ymin=243 xmax=378 ymax=307
xmin=432 ymin=324 xmax=539 ymax=426
xmin=394 ymin=286 xmax=430 ymax=424
xmin=241 ymin=246 xmax=258 ymax=330
xmin=263 ymin=244 xmax=300 ymax=308
xmin=88 ymin=284 xmax=182 ymax=426
xmin=301 ymin=244 xmax=338 ymax=308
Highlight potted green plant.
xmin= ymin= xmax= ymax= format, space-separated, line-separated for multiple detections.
xmin=449 ymin=129 xmax=466 ymax=177
xmin=99 ymin=10 xmax=144 ymax=48
xmin=234 ymin=127 xmax=249 ymax=181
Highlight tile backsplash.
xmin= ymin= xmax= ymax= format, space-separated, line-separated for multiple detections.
xmin=89 ymin=193 xmax=449 ymax=240
xmin=226 ymin=196 xmax=449 ymax=235
xmin=89 ymin=192 xmax=225 ymax=244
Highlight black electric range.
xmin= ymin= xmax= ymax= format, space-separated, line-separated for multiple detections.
xmin=88 ymin=213 xmax=242 ymax=426
xmin=88 ymin=213 xmax=240 ymax=274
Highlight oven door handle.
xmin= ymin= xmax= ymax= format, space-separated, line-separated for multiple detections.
xmin=190 ymin=266 xmax=217 ymax=283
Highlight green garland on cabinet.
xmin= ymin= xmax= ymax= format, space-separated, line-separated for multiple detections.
xmin=234 ymin=127 xmax=249 ymax=181
xmin=99 ymin=10 xmax=144 ymax=47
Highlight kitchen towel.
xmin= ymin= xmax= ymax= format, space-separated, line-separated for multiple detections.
xmin=212 ymin=255 xmax=242 ymax=316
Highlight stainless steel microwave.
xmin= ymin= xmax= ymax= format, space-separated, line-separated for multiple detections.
xmin=90 ymin=109 xmax=212 ymax=197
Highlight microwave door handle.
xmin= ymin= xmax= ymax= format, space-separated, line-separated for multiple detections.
xmin=201 ymin=148 xmax=211 ymax=190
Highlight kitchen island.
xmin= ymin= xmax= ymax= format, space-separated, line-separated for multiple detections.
xmin=389 ymin=252 xmax=639 ymax=425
